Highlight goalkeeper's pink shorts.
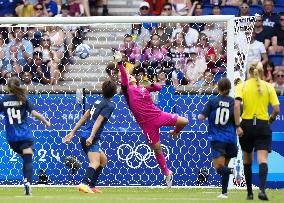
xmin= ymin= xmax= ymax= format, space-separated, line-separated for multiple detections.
xmin=140 ymin=112 xmax=178 ymax=145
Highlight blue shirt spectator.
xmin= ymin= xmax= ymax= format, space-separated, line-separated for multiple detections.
xmin=0 ymin=0 xmax=23 ymax=16
xmin=44 ymin=0 xmax=58 ymax=17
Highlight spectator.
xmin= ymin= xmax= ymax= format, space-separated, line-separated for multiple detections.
xmin=2 ymin=45 xmax=22 ymax=80
xmin=268 ymin=13 xmax=284 ymax=54
xmin=247 ymin=0 xmax=263 ymax=5
xmin=81 ymin=0 xmax=90 ymax=16
xmin=238 ymin=2 xmax=250 ymax=17
xmin=272 ymin=68 xmax=284 ymax=87
xmin=118 ymin=34 xmax=141 ymax=70
xmin=25 ymin=27 xmax=41 ymax=48
xmin=255 ymin=15 xmax=272 ymax=50
xmin=188 ymin=2 xmax=205 ymax=32
xmin=160 ymin=2 xmax=174 ymax=16
xmin=202 ymin=23 xmax=224 ymax=50
xmin=168 ymin=32 xmax=190 ymax=85
xmin=262 ymin=0 xmax=279 ymax=30
xmin=131 ymin=23 xmax=151 ymax=49
xmin=48 ymin=26 xmax=65 ymax=66
xmin=171 ymin=23 xmax=199 ymax=47
xmin=171 ymin=0 xmax=192 ymax=16
xmin=105 ymin=63 xmax=119 ymax=84
xmin=33 ymin=3 xmax=48 ymax=17
xmin=55 ymin=4 xmax=70 ymax=17
xmin=212 ymin=3 xmax=221 ymax=15
xmin=152 ymin=23 xmax=173 ymax=48
xmin=145 ymin=0 xmax=166 ymax=16
xmin=246 ymin=31 xmax=268 ymax=77
xmin=195 ymin=69 xmax=215 ymax=87
xmin=221 ymin=0 xmax=242 ymax=6
xmin=43 ymin=0 xmax=58 ymax=17
xmin=21 ymin=66 xmax=38 ymax=86
xmin=184 ymin=47 xmax=205 ymax=85
xmin=15 ymin=0 xmax=34 ymax=17
xmin=196 ymin=33 xmax=216 ymax=72
xmin=157 ymin=69 xmax=166 ymax=85
xmin=5 ymin=27 xmax=33 ymax=67
xmin=68 ymin=0 xmax=81 ymax=16
xmin=136 ymin=2 xmax=158 ymax=32
xmin=264 ymin=61 xmax=275 ymax=83
xmin=0 ymin=0 xmax=23 ymax=17
xmin=143 ymin=34 xmax=168 ymax=81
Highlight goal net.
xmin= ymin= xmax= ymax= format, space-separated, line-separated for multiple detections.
xmin=0 ymin=16 xmax=255 ymax=186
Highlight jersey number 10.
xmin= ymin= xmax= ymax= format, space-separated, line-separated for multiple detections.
xmin=215 ymin=107 xmax=229 ymax=125
xmin=7 ymin=108 xmax=22 ymax=124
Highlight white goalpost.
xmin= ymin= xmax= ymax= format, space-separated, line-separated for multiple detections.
xmin=0 ymin=15 xmax=255 ymax=187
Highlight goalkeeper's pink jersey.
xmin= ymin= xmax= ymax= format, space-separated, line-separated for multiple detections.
xmin=118 ymin=63 xmax=162 ymax=124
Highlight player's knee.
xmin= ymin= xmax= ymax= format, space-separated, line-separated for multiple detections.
xmin=89 ymin=161 xmax=100 ymax=169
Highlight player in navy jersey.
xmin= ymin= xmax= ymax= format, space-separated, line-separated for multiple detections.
xmin=198 ymin=78 xmax=238 ymax=199
xmin=0 ymin=77 xmax=50 ymax=195
xmin=63 ymin=80 xmax=117 ymax=193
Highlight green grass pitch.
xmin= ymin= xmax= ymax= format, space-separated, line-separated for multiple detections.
xmin=0 ymin=187 xmax=283 ymax=203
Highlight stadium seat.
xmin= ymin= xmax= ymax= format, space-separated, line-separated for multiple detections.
xmin=274 ymin=0 xmax=283 ymax=5
xmin=203 ymin=5 xmax=213 ymax=15
xmin=220 ymin=6 xmax=240 ymax=16
xmin=249 ymin=5 xmax=263 ymax=16
xmin=268 ymin=54 xmax=284 ymax=66
xmin=274 ymin=5 xmax=284 ymax=13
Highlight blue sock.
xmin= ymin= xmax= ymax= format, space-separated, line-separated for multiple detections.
xmin=90 ymin=166 xmax=103 ymax=188
xmin=22 ymin=154 xmax=33 ymax=183
xmin=82 ymin=167 xmax=96 ymax=186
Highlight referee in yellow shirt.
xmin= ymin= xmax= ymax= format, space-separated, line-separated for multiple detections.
xmin=234 ymin=62 xmax=280 ymax=201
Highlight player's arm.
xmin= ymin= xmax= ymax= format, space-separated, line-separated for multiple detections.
xmin=234 ymin=99 xmax=243 ymax=137
xmin=63 ymin=110 xmax=90 ymax=143
xmin=198 ymin=100 xmax=211 ymax=121
xmin=86 ymin=115 xmax=105 ymax=146
xmin=114 ymin=51 xmax=128 ymax=87
xmin=146 ymin=83 xmax=162 ymax=92
xmin=268 ymin=86 xmax=280 ymax=124
xmin=31 ymin=110 xmax=51 ymax=127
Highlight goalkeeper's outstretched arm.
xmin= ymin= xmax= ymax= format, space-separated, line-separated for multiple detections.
xmin=146 ymin=83 xmax=162 ymax=92
xmin=114 ymin=51 xmax=128 ymax=87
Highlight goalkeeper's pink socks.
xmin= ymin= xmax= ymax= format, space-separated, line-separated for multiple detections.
xmin=155 ymin=152 xmax=170 ymax=176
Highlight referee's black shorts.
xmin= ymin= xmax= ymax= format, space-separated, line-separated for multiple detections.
xmin=240 ymin=119 xmax=272 ymax=153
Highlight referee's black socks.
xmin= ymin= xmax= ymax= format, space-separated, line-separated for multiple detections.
xmin=259 ymin=163 xmax=268 ymax=193
xmin=244 ymin=164 xmax=253 ymax=195
xmin=22 ymin=154 xmax=33 ymax=183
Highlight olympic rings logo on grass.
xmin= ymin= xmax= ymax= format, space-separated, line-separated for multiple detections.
xmin=117 ymin=144 xmax=169 ymax=169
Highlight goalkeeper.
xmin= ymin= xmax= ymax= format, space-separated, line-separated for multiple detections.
xmin=63 ymin=80 xmax=117 ymax=193
xmin=114 ymin=51 xmax=188 ymax=188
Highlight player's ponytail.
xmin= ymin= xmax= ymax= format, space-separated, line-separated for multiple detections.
xmin=7 ymin=77 xmax=27 ymax=104
xmin=249 ymin=62 xmax=263 ymax=95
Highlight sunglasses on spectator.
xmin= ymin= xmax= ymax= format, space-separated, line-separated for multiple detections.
xmin=36 ymin=7 xmax=43 ymax=10
xmin=280 ymin=19 xmax=284 ymax=21
xmin=256 ymin=19 xmax=262 ymax=22
xmin=277 ymin=75 xmax=284 ymax=78
xmin=163 ymin=7 xmax=172 ymax=11
xmin=140 ymin=6 xmax=149 ymax=10
xmin=42 ymin=38 xmax=50 ymax=41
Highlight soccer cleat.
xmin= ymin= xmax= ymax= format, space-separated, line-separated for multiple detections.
xmin=247 ymin=193 xmax=254 ymax=200
xmin=258 ymin=191 xmax=269 ymax=201
xmin=24 ymin=181 xmax=32 ymax=196
xmin=165 ymin=170 xmax=173 ymax=188
xmin=90 ymin=187 xmax=102 ymax=193
xmin=217 ymin=193 xmax=228 ymax=199
xmin=78 ymin=184 xmax=94 ymax=194
xmin=169 ymin=130 xmax=179 ymax=139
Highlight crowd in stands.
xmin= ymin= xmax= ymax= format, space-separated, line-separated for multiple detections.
xmin=105 ymin=0 xmax=284 ymax=88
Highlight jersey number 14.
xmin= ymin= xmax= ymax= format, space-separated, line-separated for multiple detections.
xmin=215 ymin=107 xmax=229 ymax=125
xmin=7 ymin=108 xmax=22 ymax=124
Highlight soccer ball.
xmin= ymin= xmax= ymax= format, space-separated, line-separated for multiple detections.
xmin=75 ymin=44 xmax=91 ymax=59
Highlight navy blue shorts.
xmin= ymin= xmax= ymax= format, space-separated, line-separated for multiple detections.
xmin=211 ymin=141 xmax=238 ymax=159
xmin=9 ymin=140 xmax=34 ymax=155
xmin=80 ymin=137 xmax=101 ymax=155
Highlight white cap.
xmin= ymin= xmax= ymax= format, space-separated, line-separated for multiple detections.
xmin=139 ymin=2 xmax=150 ymax=9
